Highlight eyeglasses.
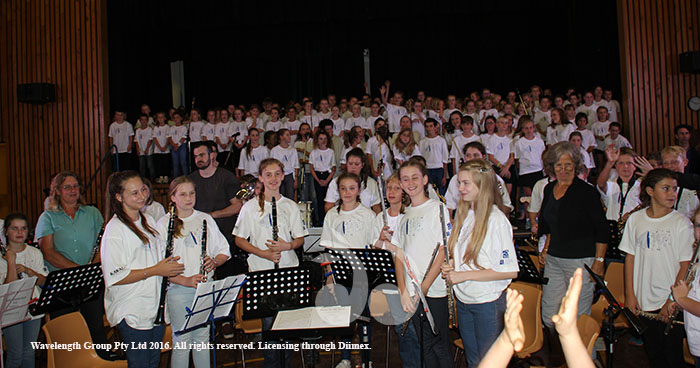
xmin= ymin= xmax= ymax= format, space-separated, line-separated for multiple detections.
xmin=61 ymin=184 xmax=81 ymax=191
xmin=554 ymin=163 xmax=574 ymax=171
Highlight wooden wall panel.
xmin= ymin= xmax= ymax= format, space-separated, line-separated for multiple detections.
xmin=618 ymin=0 xmax=700 ymax=155
xmin=0 ymin=0 xmax=109 ymax=224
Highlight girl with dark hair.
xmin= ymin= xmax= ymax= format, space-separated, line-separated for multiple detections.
xmin=620 ymin=168 xmax=694 ymax=367
xmin=1 ymin=213 xmax=48 ymax=368
xmin=237 ymin=128 xmax=269 ymax=177
xmin=101 ymin=171 xmax=184 ymax=368
xmin=323 ymin=147 xmax=381 ymax=214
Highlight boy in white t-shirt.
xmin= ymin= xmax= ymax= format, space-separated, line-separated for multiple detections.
xmin=108 ymin=110 xmax=135 ymax=171
xmin=152 ymin=112 xmax=171 ymax=182
xmin=603 ymin=122 xmax=632 ymax=149
xmin=188 ymin=109 xmax=205 ymax=143
xmin=344 ymin=103 xmax=368 ymax=133
xmin=380 ymin=81 xmax=407 ymax=134
xmin=201 ymin=109 xmax=217 ymax=142
xmin=450 ymin=115 xmax=481 ymax=172
xmin=590 ymin=106 xmax=612 ymax=169
xmin=487 ymin=117 xmax=515 ymax=195
xmin=135 ymin=114 xmax=155 ymax=179
xmin=419 ymin=118 xmax=449 ymax=194
xmin=169 ymin=111 xmax=189 ymax=178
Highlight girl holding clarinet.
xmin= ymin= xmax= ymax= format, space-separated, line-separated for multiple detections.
xmin=101 ymin=171 xmax=184 ymax=368
xmin=157 ymin=176 xmax=231 ymax=368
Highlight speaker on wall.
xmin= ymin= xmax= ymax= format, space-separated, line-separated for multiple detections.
xmin=680 ymin=51 xmax=700 ymax=74
xmin=17 ymin=83 xmax=56 ymax=103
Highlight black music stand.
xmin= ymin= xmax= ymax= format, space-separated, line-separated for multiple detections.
xmin=606 ymin=220 xmax=625 ymax=260
xmin=584 ymin=264 xmax=646 ymax=368
xmin=514 ymin=247 xmax=548 ymax=285
xmin=177 ymin=274 xmax=247 ymax=368
xmin=242 ymin=266 xmax=320 ymax=368
xmin=29 ymin=263 xmax=103 ymax=316
xmin=324 ymin=248 xmax=397 ymax=365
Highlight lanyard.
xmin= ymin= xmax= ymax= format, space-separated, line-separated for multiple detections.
xmin=617 ymin=177 xmax=634 ymax=218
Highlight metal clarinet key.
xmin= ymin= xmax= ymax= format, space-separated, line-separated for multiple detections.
xmin=155 ymin=203 xmax=177 ymax=325
xmin=272 ymin=196 xmax=279 ymax=270
xmin=199 ymin=219 xmax=208 ymax=281
xmin=89 ymin=225 xmax=106 ymax=264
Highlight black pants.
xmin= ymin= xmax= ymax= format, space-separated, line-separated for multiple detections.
xmin=51 ymin=289 xmax=111 ymax=359
xmin=112 ymin=152 xmax=133 ymax=172
xmin=280 ymin=173 xmax=295 ymax=200
xmin=409 ymin=296 xmax=454 ymax=368
xmin=313 ymin=171 xmax=331 ymax=226
xmin=640 ymin=311 xmax=685 ymax=368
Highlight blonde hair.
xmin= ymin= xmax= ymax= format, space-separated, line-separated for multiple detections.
xmin=48 ymin=171 xmax=86 ymax=211
xmin=394 ymin=128 xmax=417 ymax=155
xmin=385 ymin=172 xmax=408 ymax=213
xmin=168 ymin=176 xmax=195 ymax=238
xmin=446 ymin=159 xmax=503 ymax=269
xmin=661 ymin=145 xmax=686 ymax=158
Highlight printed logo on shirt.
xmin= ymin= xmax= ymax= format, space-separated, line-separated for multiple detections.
xmin=502 ymin=250 xmax=509 ymax=259
xmin=109 ymin=267 xmax=125 ymax=276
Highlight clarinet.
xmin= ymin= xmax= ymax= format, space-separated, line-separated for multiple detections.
xmin=272 ymin=197 xmax=280 ymax=270
xmin=665 ymin=239 xmax=700 ymax=334
xmin=154 ymin=203 xmax=177 ymax=325
xmin=0 ymin=238 xmax=22 ymax=279
xmin=89 ymin=225 xmax=106 ymax=264
xmin=400 ymin=243 xmax=441 ymax=336
xmin=199 ymin=219 xmax=208 ymax=280
xmin=440 ymin=204 xmax=457 ymax=329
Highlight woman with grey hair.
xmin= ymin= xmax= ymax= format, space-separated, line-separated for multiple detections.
xmin=537 ymin=142 xmax=608 ymax=365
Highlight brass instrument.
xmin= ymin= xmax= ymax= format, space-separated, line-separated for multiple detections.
xmin=236 ymin=182 xmax=257 ymax=201
xmin=665 ymin=239 xmax=700 ymax=334
xmin=155 ymin=203 xmax=177 ymax=325
xmin=199 ymin=219 xmax=208 ymax=281
xmin=431 ymin=184 xmax=446 ymax=204
xmin=401 ymin=243 xmax=441 ymax=336
xmin=272 ymin=197 xmax=279 ymax=270
xmin=89 ymin=225 xmax=106 ymax=264
xmin=440 ymin=204 xmax=457 ymax=329
xmin=617 ymin=204 xmax=644 ymax=240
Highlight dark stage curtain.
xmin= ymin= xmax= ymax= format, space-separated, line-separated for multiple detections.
xmin=107 ymin=0 xmax=621 ymax=115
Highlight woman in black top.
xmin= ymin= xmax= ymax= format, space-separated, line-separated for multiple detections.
xmin=537 ymin=142 xmax=609 ymax=364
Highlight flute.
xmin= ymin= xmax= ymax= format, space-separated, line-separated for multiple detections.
xmin=400 ymin=243 xmax=441 ymax=336
xmin=89 ymin=225 xmax=106 ymax=264
xmin=377 ymin=142 xmax=389 ymax=227
xmin=155 ymin=203 xmax=177 ymax=325
xmin=199 ymin=219 xmax=208 ymax=281
xmin=440 ymin=204 xmax=457 ymax=329
xmin=272 ymin=197 xmax=280 ymax=270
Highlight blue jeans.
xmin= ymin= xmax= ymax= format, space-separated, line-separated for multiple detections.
xmin=456 ymin=292 xmax=506 ymax=367
xmin=4 ymin=318 xmax=41 ymax=368
xmin=427 ymin=168 xmax=445 ymax=196
xmin=139 ymin=155 xmax=156 ymax=180
xmin=116 ymin=320 xmax=165 ymax=368
xmin=172 ymin=144 xmax=188 ymax=178
xmin=167 ymin=284 xmax=210 ymax=368
xmin=262 ymin=317 xmax=291 ymax=368
xmin=385 ymin=292 xmax=421 ymax=367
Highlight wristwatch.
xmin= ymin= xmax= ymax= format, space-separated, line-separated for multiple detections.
xmin=595 ymin=257 xmax=605 ymax=263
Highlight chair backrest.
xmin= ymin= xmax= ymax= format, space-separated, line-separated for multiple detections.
xmin=577 ymin=314 xmax=600 ymax=356
xmin=604 ymin=261 xmax=625 ymax=304
xmin=369 ymin=289 xmax=391 ymax=318
xmin=42 ymin=311 xmax=127 ymax=368
xmin=509 ymin=281 xmax=543 ymax=358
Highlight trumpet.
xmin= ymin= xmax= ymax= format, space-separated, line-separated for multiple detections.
xmin=665 ymin=239 xmax=700 ymax=334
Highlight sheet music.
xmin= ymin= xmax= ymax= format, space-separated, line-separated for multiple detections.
xmin=271 ymin=306 xmax=351 ymax=330
xmin=0 ymin=277 xmax=37 ymax=328
xmin=178 ymin=274 xmax=247 ymax=333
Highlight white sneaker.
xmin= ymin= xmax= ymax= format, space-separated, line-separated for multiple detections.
xmin=335 ymin=359 xmax=351 ymax=368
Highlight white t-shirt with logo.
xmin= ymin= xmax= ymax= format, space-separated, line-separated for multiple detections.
xmin=325 ymin=177 xmax=381 ymax=209
xmin=135 ymin=127 xmax=153 ymax=156
xmin=514 ymin=135 xmax=545 ymax=175
xmin=109 ymin=121 xmax=135 ymax=153
xmin=237 ymin=146 xmax=270 ymax=176
xmin=321 ymin=204 xmax=380 ymax=249
xmin=309 ymin=147 xmax=336 ymax=173
xmin=152 ymin=125 xmax=170 ymax=153
xmin=419 ymin=136 xmax=449 ymax=169
xmin=270 ymin=145 xmax=300 ymax=177
xmin=452 ymin=205 xmax=519 ymax=304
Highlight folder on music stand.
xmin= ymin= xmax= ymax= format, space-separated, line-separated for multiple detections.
xmin=29 ymin=263 xmax=103 ymax=316
xmin=0 ymin=276 xmax=38 ymax=366
xmin=176 ymin=274 xmax=247 ymax=368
